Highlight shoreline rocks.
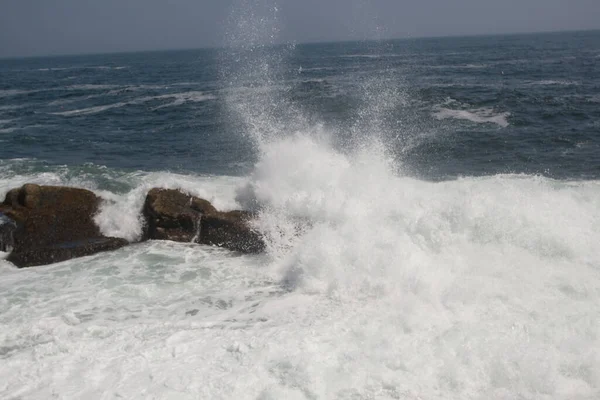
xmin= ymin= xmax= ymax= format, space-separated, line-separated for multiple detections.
xmin=143 ymin=188 xmax=265 ymax=253
xmin=1 ymin=184 xmax=265 ymax=268
xmin=0 ymin=184 xmax=128 ymax=268
xmin=8 ymin=237 xmax=129 ymax=268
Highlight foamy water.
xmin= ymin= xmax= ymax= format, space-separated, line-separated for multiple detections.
xmin=1 ymin=10 xmax=599 ymax=399
xmin=1 ymin=135 xmax=599 ymax=399
xmin=52 ymin=91 xmax=216 ymax=116
xmin=433 ymin=107 xmax=510 ymax=128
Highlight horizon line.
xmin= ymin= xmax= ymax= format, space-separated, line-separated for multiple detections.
xmin=1 ymin=27 xmax=599 ymax=61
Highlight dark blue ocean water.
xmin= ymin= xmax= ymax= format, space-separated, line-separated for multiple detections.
xmin=1 ymin=30 xmax=599 ymax=180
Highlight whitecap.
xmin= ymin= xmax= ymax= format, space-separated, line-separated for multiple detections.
xmin=526 ymin=80 xmax=579 ymax=86
xmin=0 ymin=124 xmax=51 ymax=134
xmin=51 ymin=102 xmax=128 ymax=116
xmin=51 ymin=91 xmax=216 ymax=116
xmin=0 ymin=89 xmax=35 ymax=98
xmin=65 ymin=84 xmax=120 ymax=91
xmin=0 ymin=104 xmax=25 ymax=112
xmin=433 ymin=107 xmax=510 ymax=127
xmin=148 ymin=92 xmax=217 ymax=110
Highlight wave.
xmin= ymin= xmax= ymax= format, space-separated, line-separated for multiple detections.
xmin=149 ymin=92 xmax=217 ymax=110
xmin=0 ymin=124 xmax=52 ymax=134
xmin=0 ymin=163 xmax=243 ymax=242
xmin=48 ymin=93 xmax=110 ymax=106
xmin=425 ymin=63 xmax=489 ymax=69
xmin=2 ymin=135 xmax=599 ymax=398
xmin=526 ymin=80 xmax=579 ymax=86
xmin=297 ymin=67 xmax=336 ymax=72
xmin=36 ymin=66 xmax=128 ymax=72
xmin=433 ymin=107 xmax=510 ymax=127
xmin=0 ymin=84 xmax=122 ymax=102
xmin=51 ymin=91 xmax=216 ymax=116
xmin=2 ymin=27 xmax=599 ymax=400
xmin=0 ymin=104 xmax=26 ymax=112
xmin=51 ymin=102 xmax=128 ymax=116
xmin=0 ymin=89 xmax=37 ymax=98
xmin=65 ymin=84 xmax=121 ymax=91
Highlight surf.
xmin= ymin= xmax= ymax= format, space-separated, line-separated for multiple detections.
xmin=0 ymin=3 xmax=599 ymax=399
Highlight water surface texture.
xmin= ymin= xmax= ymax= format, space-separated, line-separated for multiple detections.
xmin=1 ymin=30 xmax=600 ymax=399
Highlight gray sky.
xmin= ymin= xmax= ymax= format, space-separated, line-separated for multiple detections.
xmin=1 ymin=0 xmax=599 ymax=58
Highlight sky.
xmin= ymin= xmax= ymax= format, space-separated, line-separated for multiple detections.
xmin=1 ymin=0 xmax=599 ymax=58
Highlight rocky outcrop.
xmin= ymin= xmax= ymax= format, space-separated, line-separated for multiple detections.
xmin=143 ymin=188 xmax=217 ymax=242
xmin=0 ymin=184 xmax=265 ymax=268
xmin=143 ymin=188 xmax=265 ymax=253
xmin=0 ymin=184 xmax=128 ymax=267
xmin=200 ymin=210 xmax=265 ymax=253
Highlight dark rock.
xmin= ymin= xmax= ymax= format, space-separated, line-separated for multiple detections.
xmin=143 ymin=188 xmax=264 ymax=253
xmin=0 ymin=212 xmax=17 ymax=252
xmin=7 ymin=237 xmax=129 ymax=268
xmin=0 ymin=184 xmax=128 ymax=267
xmin=200 ymin=211 xmax=265 ymax=253
xmin=0 ymin=184 xmax=102 ymax=248
xmin=143 ymin=188 xmax=214 ymax=242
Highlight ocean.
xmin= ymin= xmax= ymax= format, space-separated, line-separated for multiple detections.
xmin=1 ymin=29 xmax=599 ymax=399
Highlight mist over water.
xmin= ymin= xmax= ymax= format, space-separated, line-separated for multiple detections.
xmin=219 ymin=4 xmax=600 ymax=398
xmin=0 ymin=2 xmax=599 ymax=398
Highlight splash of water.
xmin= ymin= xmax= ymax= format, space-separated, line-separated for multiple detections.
xmin=215 ymin=3 xmax=600 ymax=398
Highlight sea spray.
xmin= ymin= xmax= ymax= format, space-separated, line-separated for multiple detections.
xmin=1 ymin=4 xmax=599 ymax=399
xmin=218 ymin=2 xmax=600 ymax=397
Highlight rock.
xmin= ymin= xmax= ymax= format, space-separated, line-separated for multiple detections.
xmin=0 ymin=184 xmax=128 ymax=267
xmin=200 ymin=211 xmax=265 ymax=253
xmin=0 ymin=212 xmax=17 ymax=252
xmin=143 ymin=188 xmax=264 ymax=253
xmin=7 ymin=237 xmax=129 ymax=268
xmin=143 ymin=188 xmax=215 ymax=242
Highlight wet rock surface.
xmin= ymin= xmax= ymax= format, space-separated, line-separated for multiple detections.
xmin=7 ymin=237 xmax=129 ymax=268
xmin=200 ymin=210 xmax=265 ymax=253
xmin=0 ymin=184 xmax=265 ymax=268
xmin=143 ymin=188 xmax=265 ymax=253
xmin=0 ymin=184 xmax=128 ymax=267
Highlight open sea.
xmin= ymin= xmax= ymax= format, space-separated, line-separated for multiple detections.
xmin=1 ymin=29 xmax=600 ymax=399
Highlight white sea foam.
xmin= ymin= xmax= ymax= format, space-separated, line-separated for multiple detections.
xmin=52 ymin=91 xmax=216 ymax=116
xmin=426 ymin=63 xmax=488 ymax=69
xmin=37 ymin=66 xmax=128 ymax=72
xmin=340 ymin=54 xmax=403 ymax=59
xmin=433 ymin=107 xmax=511 ymax=127
xmin=0 ymin=105 xmax=25 ymax=112
xmin=149 ymin=92 xmax=217 ymax=110
xmin=1 ymin=140 xmax=599 ymax=398
xmin=49 ymin=93 xmax=109 ymax=106
xmin=2 ymin=13 xmax=599 ymax=400
xmin=0 ymin=163 xmax=243 ymax=242
xmin=527 ymin=80 xmax=579 ymax=86
xmin=0 ymin=124 xmax=52 ymax=134
xmin=94 ymin=172 xmax=244 ymax=241
xmin=0 ymin=89 xmax=36 ymax=98
xmin=52 ymin=102 xmax=129 ymax=116
xmin=66 ymin=84 xmax=121 ymax=91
